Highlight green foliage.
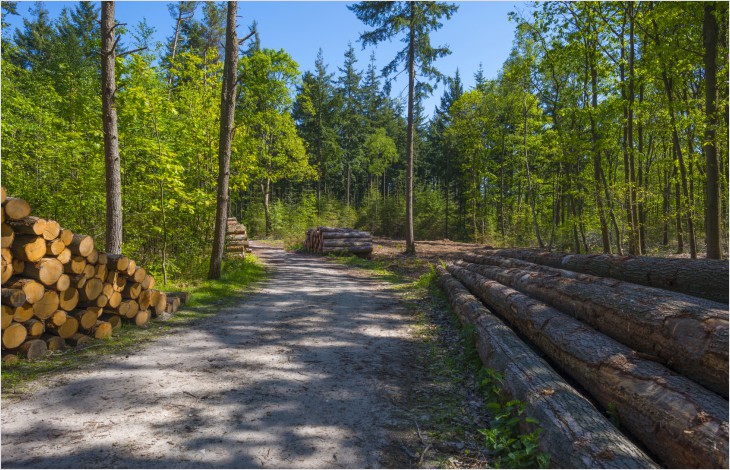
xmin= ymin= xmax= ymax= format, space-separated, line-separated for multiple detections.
xmin=477 ymin=369 xmax=551 ymax=469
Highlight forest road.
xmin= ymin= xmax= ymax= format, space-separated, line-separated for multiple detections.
xmin=1 ymin=243 xmax=420 ymax=468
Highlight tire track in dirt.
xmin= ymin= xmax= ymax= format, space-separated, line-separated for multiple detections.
xmin=1 ymin=244 xmax=419 ymax=468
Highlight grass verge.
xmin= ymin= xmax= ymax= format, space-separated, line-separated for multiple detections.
xmin=2 ymin=255 xmax=267 ymax=397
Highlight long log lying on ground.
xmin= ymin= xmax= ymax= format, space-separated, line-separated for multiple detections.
xmin=320 ymin=230 xmax=372 ymax=239
xmin=481 ymin=248 xmax=729 ymax=304
xmin=457 ymin=255 xmax=729 ymax=397
xmin=447 ymin=264 xmax=729 ymax=469
xmin=434 ymin=266 xmax=657 ymax=469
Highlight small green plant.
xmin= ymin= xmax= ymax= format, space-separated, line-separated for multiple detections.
xmin=477 ymin=368 xmax=550 ymax=468
xmin=606 ymin=402 xmax=620 ymax=427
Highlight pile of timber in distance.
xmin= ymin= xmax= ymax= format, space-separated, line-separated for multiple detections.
xmin=1 ymin=188 xmax=185 ymax=363
xmin=304 ymin=227 xmax=372 ymax=256
xmin=436 ymin=248 xmax=729 ymax=468
xmin=226 ymin=217 xmax=251 ymax=256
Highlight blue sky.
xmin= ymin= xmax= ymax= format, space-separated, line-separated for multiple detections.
xmin=5 ymin=1 xmax=525 ymax=116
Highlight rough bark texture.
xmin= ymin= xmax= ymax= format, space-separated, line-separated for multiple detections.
xmin=481 ymin=248 xmax=728 ymax=303
xmin=458 ymin=255 xmax=728 ymax=397
xmin=208 ymin=1 xmax=238 ymax=280
xmin=101 ymin=1 xmax=123 ymax=254
xmin=435 ymin=266 xmax=657 ymax=469
xmin=447 ymin=263 xmax=728 ymax=469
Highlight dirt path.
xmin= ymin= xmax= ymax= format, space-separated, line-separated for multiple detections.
xmin=1 ymin=244 xmax=420 ymax=468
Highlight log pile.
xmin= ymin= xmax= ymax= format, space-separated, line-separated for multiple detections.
xmin=226 ymin=217 xmax=251 ymax=256
xmin=304 ymin=227 xmax=372 ymax=256
xmin=437 ymin=248 xmax=729 ymax=468
xmin=1 ymin=188 xmax=184 ymax=363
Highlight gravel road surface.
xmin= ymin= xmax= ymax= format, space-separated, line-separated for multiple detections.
xmin=1 ymin=244 xmax=419 ymax=468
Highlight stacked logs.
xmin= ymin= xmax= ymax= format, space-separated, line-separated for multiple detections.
xmin=1 ymin=188 xmax=179 ymax=363
xmin=437 ymin=248 xmax=729 ymax=468
xmin=304 ymin=227 xmax=372 ymax=256
xmin=226 ymin=217 xmax=251 ymax=256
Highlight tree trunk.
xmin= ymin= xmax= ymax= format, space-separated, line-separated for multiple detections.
xmin=446 ymin=264 xmax=727 ymax=469
xmin=704 ymin=3 xmax=722 ymax=259
xmin=458 ymin=255 xmax=728 ymax=396
xmin=478 ymin=247 xmax=728 ymax=304
xmin=663 ymin=72 xmax=697 ymax=258
xmin=404 ymin=3 xmax=416 ymax=255
xmin=101 ymin=2 xmax=123 ymax=255
xmin=208 ymin=1 xmax=239 ymax=279
xmin=434 ymin=266 xmax=657 ymax=469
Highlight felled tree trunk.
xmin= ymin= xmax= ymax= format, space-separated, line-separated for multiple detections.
xmin=447 ymin=264 xmax=729 ymax=469
xmin=434 ymin=266 xmax=657 ymax=469
xmin=458 ymin=255 xmax=728 ymax=397
xmin=481 ymin=248 xmax=728 ymax=303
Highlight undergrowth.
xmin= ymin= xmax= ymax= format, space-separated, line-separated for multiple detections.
xmin=1 ymin=255 xmax=267 ymax=396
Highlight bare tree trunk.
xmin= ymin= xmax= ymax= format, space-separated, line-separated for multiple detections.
xmin=262 ymin=178 xmax=272 ymax=237
xmin=101 ymin=2 xmax=123 ymax=255
xmin=704 ymin=3 xmax=722 ymax=259
xmin=404 ymin=3 xmax=416 ymax=255
xmin=208 ymin=1 xmax=238 ymax=280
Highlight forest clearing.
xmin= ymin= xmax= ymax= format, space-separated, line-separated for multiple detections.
xmin=2 ymin=0 xmax=729 ymax=469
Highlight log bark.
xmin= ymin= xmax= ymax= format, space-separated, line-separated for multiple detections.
xmin=457 ymin=256 xmax=729 ymax=397
xmin=482 ymin=248 xmax=729 ymax=303
xmin=2 ymin=323 xmax=27 ymax=349
xmin=11 ymin=235 xmax=47 ymax=262
xmin=321 ymin=246 xmax=373 ymax=255
xmin=68 ymin=234 xmax=94 ymax=257
xmin=67 ymin=333 xmax=93 ymax=347
xmin=320 ymin=231 xmax=372 ymax=239
xmin=32 ymin=290 xmax=59 ymax=320
xmin=2 ymin=223 xmax=14 ymax=248
xmin=14 ymin=338 xmax=47 ymax=360
xmin=23 ymin=258 xmax=64 ymax=286
xmin=5 ymin=278 xmax=45 ymax=304
xmin=434 ymin=266 xmax=657 ymax=468
xmin=6 ymin=216 xmax=45 ymax=236
xmin=321 ymin=239 xmax=373 ymax=248
xmin=3 ymin=197 xmax=31 ymax=220
xmin=2 ymin=289 xmax=26 ymax=307
xmin=447 ymin=263 xmax=729 ymax=469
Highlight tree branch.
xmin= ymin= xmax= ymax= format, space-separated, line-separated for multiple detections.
xmin=239 ymin=29 xmax=256 ymax=45
xmin=118 ymin=46 xmax=148 ymax=58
